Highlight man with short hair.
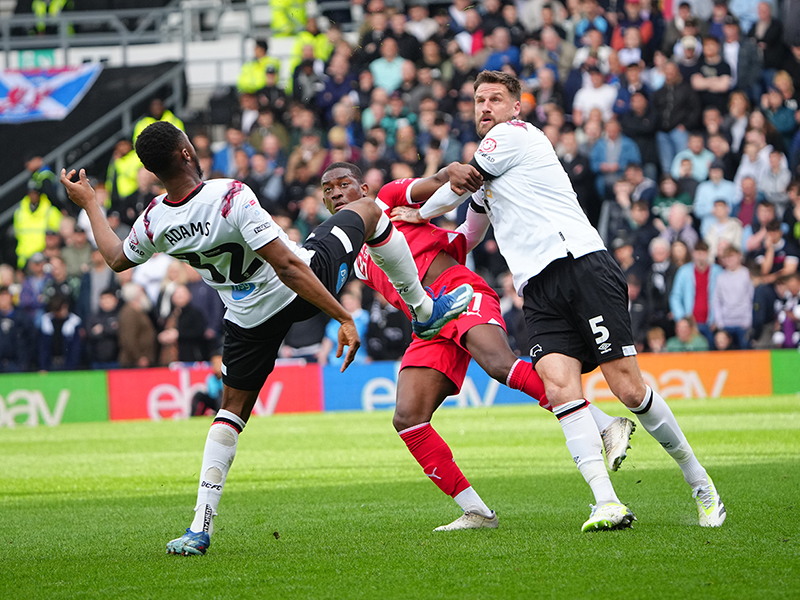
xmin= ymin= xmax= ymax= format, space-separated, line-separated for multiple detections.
xmin=61 ymin=122 xmax=473 ymax=556
xmin=690 ymin=36 xmax=733 ymax=112
xmin=652 ymin=61 xmax=702 ymax=174
xmin=670 ymin=240 xmax=722 ymax=345
xmin=712 ymin=245 xmax=753 ymax=348
xmin=694 ymin=159 xmax=737 ymax=235
xmin=394 ymin=70 xmax=726 ymax=531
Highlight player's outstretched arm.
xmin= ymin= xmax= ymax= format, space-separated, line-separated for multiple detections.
xmin=60 ymin=168 xmax=136 ymax=272
xmin=256 ymin=238 xmax=359 ymax=372
xmin=408 ymin=162 xmax=483 ymax=203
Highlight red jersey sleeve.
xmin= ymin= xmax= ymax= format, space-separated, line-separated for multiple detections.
xmin=375 ymin=178 xmax=417 ymax=211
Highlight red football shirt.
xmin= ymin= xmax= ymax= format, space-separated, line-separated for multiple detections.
xmin=356 ymin=178 xmax=467 ymax=320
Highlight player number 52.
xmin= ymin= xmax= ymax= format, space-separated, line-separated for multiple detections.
xmin=589 ymin=315 xmax=609 ymax=345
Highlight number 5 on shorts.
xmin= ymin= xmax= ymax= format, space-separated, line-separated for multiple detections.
xmin=589 ymin=315 xmax=609 ymax=346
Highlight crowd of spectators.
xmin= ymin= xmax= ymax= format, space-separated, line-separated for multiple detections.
xmin=5 ymin=0 xmax=800 ymax=373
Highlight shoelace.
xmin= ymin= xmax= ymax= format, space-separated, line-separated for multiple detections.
xmin=695 ymin=486 xmax=716 ymax=510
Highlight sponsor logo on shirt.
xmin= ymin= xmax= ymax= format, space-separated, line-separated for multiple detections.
xmin=479 ymin=137 xmax=497 ymax=153
xmin=163 ymin=221 xmax=212 ymax=245
xmin=336 ymin=263 xmax=348 ymax=293
xmin=231 ymin=282 xmax=256 ymax=300
xmin=128 ymin=241 xmax=144 ymax=256
xmin=477 ymin=152 xmax=495 ymax=162
xmin=254 ymin=222 xmax=271 ymax=234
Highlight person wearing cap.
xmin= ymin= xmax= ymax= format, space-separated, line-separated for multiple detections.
xmin=672 ymin=16 xmax=705 ymax=60
xmin=662 ymin=3 xmax=698 ymax=55
xmin=676 ymin=35 xmax=704 ymax=80
xmin=13 ymin=180 xmax=63 ymax=270
xmin=24 ymin=153 xmax=58 ymax=207
xmin=694 ymin=158 xmax=737 ymax=235
xmin=237 ymin=39 xmax=282 ymax=95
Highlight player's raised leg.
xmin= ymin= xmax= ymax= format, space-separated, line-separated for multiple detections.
xmin=394 ymin=367 xmax=497 ymax=531
xmin=463 ymin=323 xmax=635 ymax=471
xmin=601 ymin=357 xmax=726 ymax=527
xmin=322 ymin=165 xmax=473 ymax=339
xmin=536 ymin=353 xmax=635 ymax=532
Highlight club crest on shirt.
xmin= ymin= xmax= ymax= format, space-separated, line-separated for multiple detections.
xmin=479 ymin=138 xmax=497 ymax=153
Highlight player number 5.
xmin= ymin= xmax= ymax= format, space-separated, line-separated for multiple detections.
xmin=589 ymin=316 xmax=609 ymax=345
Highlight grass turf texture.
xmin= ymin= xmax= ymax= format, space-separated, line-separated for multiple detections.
xmin=2 ymin=396 xmax=798 ymax=600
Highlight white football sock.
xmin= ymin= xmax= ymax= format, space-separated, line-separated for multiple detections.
xmin=367 ymin=213 xmax=433 ymax=321
xmin=189 ymin=409 xmax=245 ymax=536
xmin=555 ymin=400 xmax=619 ymax=505
xmin=631 ymin=386 xmax=709 ymax=489
xmin=588 ymin=403 xmax=616 ymax=432
xmin=453 ymin=486 xmax=493 ymax=517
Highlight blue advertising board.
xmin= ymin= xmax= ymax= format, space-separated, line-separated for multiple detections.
xmin=322 ymin=360 xmax=534 ymax=412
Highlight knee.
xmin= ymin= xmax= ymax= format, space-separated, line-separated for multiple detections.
xmin=610 ymin=378 xmax=647 ymax=407
xmin=393 ymin=407 xmax=430 ymax=432
xmin=542 ymin=378 xmax=582 ymax=406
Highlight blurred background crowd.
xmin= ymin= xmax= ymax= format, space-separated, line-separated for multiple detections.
xmin=3 ymin=0 xmax=800 ymax=373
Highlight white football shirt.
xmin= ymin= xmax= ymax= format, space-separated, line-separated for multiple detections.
xmin=472 ymin=120 xmax=606 ymax=294
xmin=122 ymin=178 xmax=313 ymax=328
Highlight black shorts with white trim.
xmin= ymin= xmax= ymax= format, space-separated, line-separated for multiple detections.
xmin=522 ymin=249 xmax=636 ymax=373
xmin=221 ymin=209 xmax=366 ymax=391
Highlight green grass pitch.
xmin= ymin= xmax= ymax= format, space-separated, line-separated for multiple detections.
xmin=2 ymin=396 xmax=798 ymax=599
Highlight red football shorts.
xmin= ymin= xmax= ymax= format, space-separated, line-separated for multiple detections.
xmin=400 ymin=265 xmax=506 ymax=393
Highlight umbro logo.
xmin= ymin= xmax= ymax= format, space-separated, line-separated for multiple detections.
xmin=598 ymin=342 xmax=612 ymax=354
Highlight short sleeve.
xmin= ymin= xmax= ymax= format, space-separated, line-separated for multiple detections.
xmin=228 ymin=182 xmax=282 ymax=251
xmin=473 ymin=121 xmax=527 ymax=178
xmin=123 ymin=212 xmax=157 ymax=265
xmin=375 ymin=178 xmax=417 ymax=210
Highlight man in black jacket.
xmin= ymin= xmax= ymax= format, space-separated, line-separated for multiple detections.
xmin=560 ymin=125 xmax=602 ymax=227
xmin=652 ymin=61 xmax=702 ymax=174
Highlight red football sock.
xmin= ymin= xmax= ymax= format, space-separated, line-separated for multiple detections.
xmin=507 ymin=358 xmax=551 ymax=411
xmin=398 ymin=423 xmax=470 ymax=497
